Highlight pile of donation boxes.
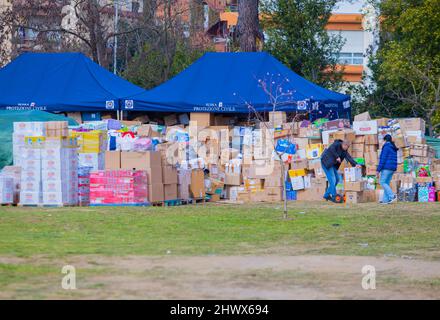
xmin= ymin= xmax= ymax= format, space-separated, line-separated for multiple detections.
xmin=1 ymin=111 xmax=439 ymax=206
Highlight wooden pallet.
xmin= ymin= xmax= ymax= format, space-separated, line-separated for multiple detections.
xmin=17 ymin=203 xmax=75 ymax=208
xmin=1 ymin=203 xmax=17 ymax=207
xmin=151 ymin=199 xmax=183 ymax=207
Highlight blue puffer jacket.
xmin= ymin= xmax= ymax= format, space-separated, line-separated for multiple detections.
xmin=377 ymin=142 xmax=398 ymax=172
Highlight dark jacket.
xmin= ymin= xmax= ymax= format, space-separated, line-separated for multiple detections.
xmin=321 ymin=139 xmax=357 ymax=169
xmin=377 ymin=141 xmax=398 ymax=172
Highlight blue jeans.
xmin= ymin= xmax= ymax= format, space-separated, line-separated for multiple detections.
xmin=322 ymin=163 xmax=339 ymax=198
xmin=380 ymin=169 xmax=395 ymax=203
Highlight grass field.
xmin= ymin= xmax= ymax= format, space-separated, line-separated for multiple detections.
xmin=1 ymin=201 xmax=440 ymax=299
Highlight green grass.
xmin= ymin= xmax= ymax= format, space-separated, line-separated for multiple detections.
xmin=1 ymin=202 xmax=440 ymax=259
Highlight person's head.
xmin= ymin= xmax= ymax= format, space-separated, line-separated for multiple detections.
xmin=341 ymin=140 xmax=351 ymax=151
xmin=384 ymin=134 xmax=393 ymax=143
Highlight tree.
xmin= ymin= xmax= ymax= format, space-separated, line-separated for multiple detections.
xmin=0 ymin=0 xmax=147 ymax=68
xmin=362 ymin=0 xmax=440 ymax=136
xmin=261 ymin=0 xmax=344 ymax=90
xmin=237 ymin=0 xmax=260 ymax=52
xmin=124 ymin=0 xmax=213 ymax=89
xmin=353 ymin=0 xmax=440 ymax=135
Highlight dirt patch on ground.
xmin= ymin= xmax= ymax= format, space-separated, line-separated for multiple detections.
xmin=1 ymin=254 xmax=440 ymax=299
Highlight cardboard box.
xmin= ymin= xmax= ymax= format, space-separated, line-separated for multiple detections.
xmin=353 ymin=120 xmax=378 ymax=135
xmin=121 ymin=151 xmax=161 ymax=170
xmin=345 ymin=181 xmax=366 ymax=192
xmin=164 ymin=114 xmax=178 ymax=126
xmin=105 ymin=151 xmax=121 ymax=170
xmin=365 ymin=166 xmax=377 ymax=176
xmin=290 ymin=176 xmax=305 ymax=190
xmin=296 ymin=186 xmax=327 ymax=201
xmin=354 ymin=112 xmax=371 ymax=122
xmin=290 ymin=159 xmax=308 ymax=170
xmin=330 ymin=129 xmax=356 ymax=143
xmin=306 ymin=144 xmax=324 ymax=160
xmin=145 ymin=166 xmax=162 ymax=184
xmin=344 ymin=167 xmax=363 ymax=182
xmin=190 ymin=113 xmax=214 ymax=127
xmin=376 ymin=118 xmax=390 ymax=127
xmin=399 ymin=118 xmax=425 ymax=132
xmin=365 ymin=151 xmax=378 ymax=166
xmin=190 ymin=169 xmax=206 ymax=198
xmin=263 ymin=187 xmax=283 ymax=202
xmin=162 ymin=166 xmax=178 ymax=184
xmin=321 ymin=119 xmax=351 ymax=131
xmin=269 ymin=112 xmax=287 ymax=126
xmin=210 ymin=193 xmax=221 ymax=202
xmin=350 ymin=143 xmax=364 ymax=154
xmin=353 ymin=135 xmax=365 ymax=144
xmin=345 ymin=191 xmax=367 ymax=204
xmin=163 ymin=183 xmax=178 ymax=200
xmin=364 ymin=135 xmax=379 ymax=145
xmin=225 ymin=173 xmax=241 ymax=186
xmin=148 ymin=183 xmax=164 ymax=202
xmin=394 ymin=136 xmax=408 ymax=148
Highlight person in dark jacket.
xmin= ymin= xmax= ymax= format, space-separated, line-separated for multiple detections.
xmin=321 ymin=139 xmax=360 ymax=202
xmin=377 ymin=134 xmax=398 ymax=204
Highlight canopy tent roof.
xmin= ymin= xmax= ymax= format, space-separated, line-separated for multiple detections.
xmin=0 ymin=52 xmax=145 ymax=112
xmin=123 ymin=52 xmax=351 ymax=119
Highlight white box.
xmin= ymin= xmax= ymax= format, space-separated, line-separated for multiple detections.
xmin=13 ymin=122 xmax=45 ymax=135
xmin=321 ymin=129 xmax=338 ymax=145
xmin=41 ymin=159 xmax=64 ymax=171
xmin=78 ymin=153 xmax=104 ymax=171
xmin=19 ymin=192 xmax=41 ymax=205
xmin=20 ymin=147 xmax=42 ymax=160
xmin=42 ymin=192 xmax=64 ymax=205
xmin=21 ymin=159 xmax=41 ymax=172
xmin=41 ymin=169 xmax=63 ymax=181
xmin=21 ymin=180 xmax=41 ymax=193
xmin=290 ymin=176 xmax=305 ymax=190
xmin=0 ymin=177 xmax=14 ymax=203
xmin=21 ymin=170 xmax=41 ymax=182
xmin=353 ymin=121 xmax=378 ymax=135
xmin=344 ymin=167 xmax=363 ymax=182
xmin=42 ymin=180 xmax=64 ymax=193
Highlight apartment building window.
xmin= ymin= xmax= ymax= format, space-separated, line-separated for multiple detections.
xmin=338 ymin=52 xmax=363 ymax=65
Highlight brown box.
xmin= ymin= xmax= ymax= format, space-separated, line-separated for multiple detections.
xmin=364 ymin=144 xmax=378 ymax=153
xmin=363 ymin=190 xmax=377 ymax=202
xmin=225 ymin=173 xmax=241 ymax=186
xmin=105 ymin=151 xmax=121 ymax=170
xmin=365 ymin=166 xmax=377 ymax=176
xmin=164 ymin=114 xmax=178 ymax=126
xmin=364 ymin=151 xmax=378 ymax=165
xmin=350 ymin=143 xmax=364 ymax=154
xmin=264 ymin=175 xmax=283 ymax=187
xmin=163 ymin=183 xmax=178 ymax=200
xmin=263 ymin=187 xmax=283 ymax=202
xmin=269 ymin=111 xmax=287 ymax=126
xmin=162 ymin=166 xmax=178 ymax=184
xmin=290 ymin=159 xmax=308 ymax=170
xmin=121 ymin=120 xmax=142 ymax=127
xmin=364 ymin=135 xmax=379 ymax=145
xmin=376 ymin=118 xmax=390 ymax=127
xmin=145 ymin=166 xmax=163 ymax=184
xmin=399 ymin=118 xmax=425 ymax=132
xmin=330 ymin=129 xmax=356 ymax=143
xmin=345 ymin=181 xmax=366 ymax=192
xmin=296 ymin=186 xmax=327 ymax=201
xmin=394 ymin=136 xmax=408 ymax=148
xmin=354 ymin=135 xmax=365 ymax=144
xmin=148 ymin=184 xmax=164 ymax=203
xmin=190 ymin=169 xmax=206 ymax=198
xmin=345 ymin=191 xmax=367 ymax=204
xmin=354 ymin=112 xmax=371 ymax=121
xmin=210 ymin=194 xmax=221 ymax=202
xmin=190 ymin=113 xmax=215 ymax=127
xmin=121 ymin=151 xmax=161 ymax=170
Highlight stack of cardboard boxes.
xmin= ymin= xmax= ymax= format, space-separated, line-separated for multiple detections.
xmin=14 ymin=122 xmax=79 ymax=206
xmin=75 ymin=130 xmax=106 ymax=171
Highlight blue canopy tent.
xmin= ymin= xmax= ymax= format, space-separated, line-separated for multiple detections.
xmin=123 ymin=52 xmax=351 ymax=120
xmin=0 ymin=52 xmax=145 ymax=112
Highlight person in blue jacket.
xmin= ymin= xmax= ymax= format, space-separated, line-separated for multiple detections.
xmin=377 ymin=134 xmax=398 ymax=204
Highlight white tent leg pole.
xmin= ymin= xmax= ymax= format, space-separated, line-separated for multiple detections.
xmin=116 ymin=110 xmax=120 ymax=120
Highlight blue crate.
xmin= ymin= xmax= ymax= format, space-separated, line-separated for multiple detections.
xmin=286 ymin=190 xmax=297 ymax=201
